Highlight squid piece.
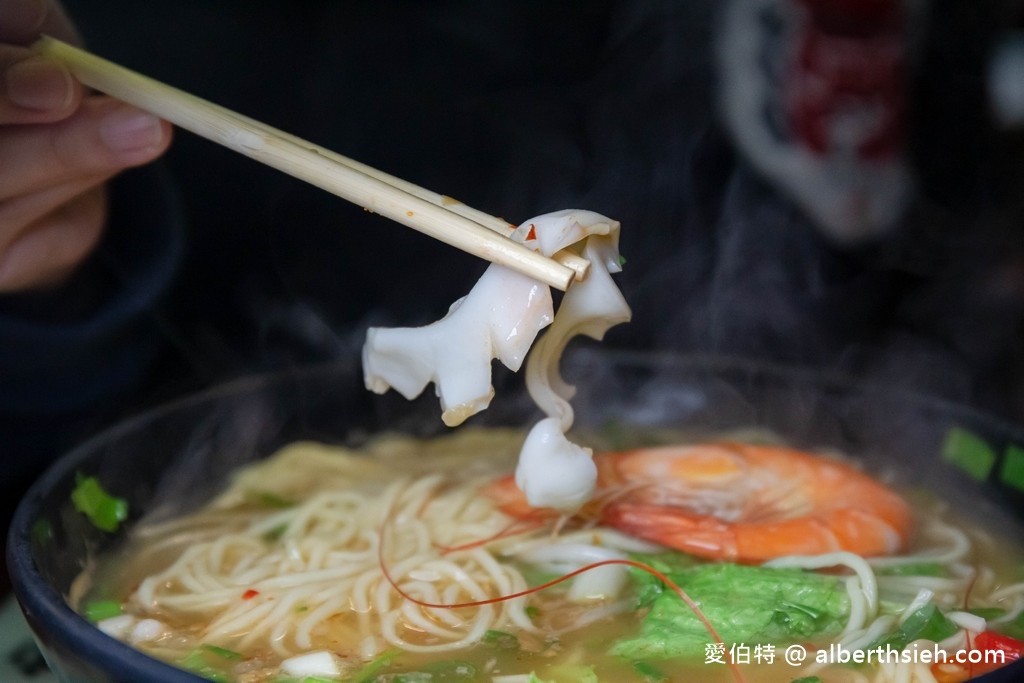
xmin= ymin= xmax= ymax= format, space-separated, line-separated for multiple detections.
xmin=363 ymin=210 xmax=626 ymax=427
xmin=514 ymin=416 xmax=597 ymax=515
xmin=362 ymin=209 xmax=630 ymax=515
xmin=524 ymin=231 xmax=631 ymax=431
xmin=363 ymin=265 xmax=552 ymax=426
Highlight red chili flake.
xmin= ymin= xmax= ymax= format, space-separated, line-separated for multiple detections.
xmin=526 ymin=224 xmax=537 ymax=241
xmin=242 ymin=589 xmax=259 ymax=600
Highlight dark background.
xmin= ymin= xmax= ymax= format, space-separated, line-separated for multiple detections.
xmin=71 ymin=0 xmax=1024 ymax=387
xmin=77 ymin=1 xmax=1024 ymax=405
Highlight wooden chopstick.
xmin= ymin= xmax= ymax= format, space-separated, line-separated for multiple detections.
xmin=223 ymin=112 xmax=592 ymax=283
xmin=34 ymin=36 xmax=590 ymax=291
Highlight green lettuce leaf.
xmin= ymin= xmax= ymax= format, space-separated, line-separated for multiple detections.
xmin=612 ymin=555 xmax=849 ymax=660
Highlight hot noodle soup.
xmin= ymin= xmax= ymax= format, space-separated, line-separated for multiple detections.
xmin=71 ymin=428 xmax=1024 ymax=683
xmin=61 ymin=211 xmax=1024 ymax=681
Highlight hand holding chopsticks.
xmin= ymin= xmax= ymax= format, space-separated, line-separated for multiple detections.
xmin=33 ymin=36 xmax=590 ymax=291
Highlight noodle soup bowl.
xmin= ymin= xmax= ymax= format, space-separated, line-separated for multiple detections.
xmin=7 ymin=350 xmax=1024 ymax=682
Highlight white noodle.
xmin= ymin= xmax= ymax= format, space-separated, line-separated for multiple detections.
xmin=766 ymin=551 xmax=879 ymax=621
xmin=842 ymin=614 xmax=897 ymax=653
xmin=947 ymin=610 xmax=987 ymax=632
xmin=869 ymin=519 xmax=971 ymax=568
xmin=844 ymin=574 xmax=869 ymax=635
xmin=898 ymin=589 xmax=935 ymax=625
xmin=122 ymin=442 xmax=572 ymax=660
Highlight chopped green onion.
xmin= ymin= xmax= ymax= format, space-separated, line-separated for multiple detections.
xmin=1002 ymin=609 xmax=1024 ymax=640
xmin=941 ymin=428 xmax=996 ymax=481
xmin=482 ymin=629 xmax=519 ymax=650
xmin=31 ymin=518 xmax=54 ymax=545
xmin=245 ymin=490 xmax=296 ymax=508
xmin=1000 ymin=444 xmax=1024 ymax=491
xmin=870 ymin=603 xmax=958 ymax=651
xmin=524 ymin=605 xmax=541 ymax=619
xmin=84 ymin=600 xmax=123 ymax=622
xmin=262 ymin=524 xmax=289 ymax=542
xmin=347 ymin=647 xmax=400 ymax=683
xmin=71 ymin=473 xmax=128 ymax=532
xmin=790 ymin=677 xmax=823 ymax=683
xmin=179 ymin=648 xmax=231 ymax=682
xmin=202 ymin=644 xmax=243 ymax=660
xmin=901 ymin=604 xmax=959 ymax=644
xmin=632 ymin=661 xmax=668 ymax=682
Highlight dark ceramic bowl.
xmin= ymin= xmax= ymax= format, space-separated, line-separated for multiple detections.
xmin=8 ymin=350 xmax=1024 ymax=682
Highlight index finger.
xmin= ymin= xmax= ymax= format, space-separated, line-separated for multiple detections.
xmin=0 ymin=0 xmax=80 ymax=46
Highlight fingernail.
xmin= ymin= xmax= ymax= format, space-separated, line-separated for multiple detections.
xmin=5 ymin=56 xmax=74 ymax=111
xmin=99 ymin=108 xmax=163 ymax=154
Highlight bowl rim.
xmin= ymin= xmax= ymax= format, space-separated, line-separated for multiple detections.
xmin=7 ymin=444 xmax=204 ymax=681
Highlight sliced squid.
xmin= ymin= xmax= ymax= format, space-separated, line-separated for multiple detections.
xmin=363 ymin=265 xmax=552 ymax=427
xmin=362 ymin=209 xmax=631 ymax=513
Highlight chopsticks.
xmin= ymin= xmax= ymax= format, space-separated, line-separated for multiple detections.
xmin=33 ymin=36 xmax=590 ymax=291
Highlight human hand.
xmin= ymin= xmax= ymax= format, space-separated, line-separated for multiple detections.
xmin=0 ymin=0 xmax=172 ymax=293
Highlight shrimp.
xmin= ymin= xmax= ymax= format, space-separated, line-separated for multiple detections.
xmin=484 ymin=442 xmax=914 ymax=563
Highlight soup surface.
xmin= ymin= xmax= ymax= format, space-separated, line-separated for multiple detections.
xmin=73 ymin=428 xmax=1024 ymax=683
